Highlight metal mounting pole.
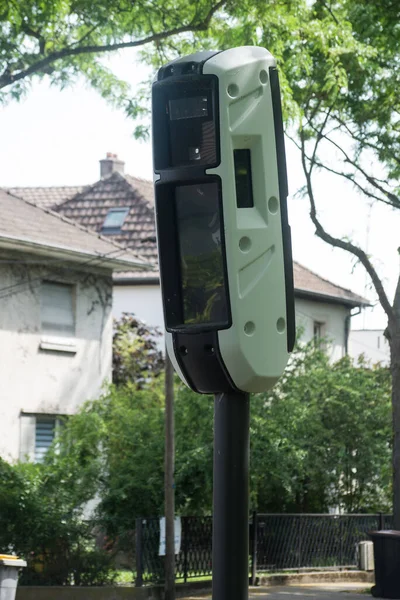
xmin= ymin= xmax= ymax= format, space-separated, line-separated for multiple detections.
xmin=212 ymin=391 xmax=250 ymax=600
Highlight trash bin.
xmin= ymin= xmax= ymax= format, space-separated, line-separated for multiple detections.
xmin=369 ymin=531 xmax=400 ymax=598
xmin=0 ymin=555 xmax=27 ymax=600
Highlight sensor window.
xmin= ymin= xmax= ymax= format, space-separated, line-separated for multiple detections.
xmin=175 ymin=183 xmax=229 ymax=326
xmin=169 ymin=96 xmax=208 ymax=121
xmin=234 ymin=149 xmax=254 ymax=208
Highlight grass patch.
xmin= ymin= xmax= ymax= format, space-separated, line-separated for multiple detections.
xmin=115 ymin=570 xmax=135 ymax=585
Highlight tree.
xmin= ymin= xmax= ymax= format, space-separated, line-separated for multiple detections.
xmin=156 ymin=0 xmax=399 ymax=524
xmin=0 ymin=1 xmax=336 ymax=135
xmin=251 ymin=343 xmax=391 ymax=513
xmin=274 ymin=0 xmax=400 ymax=525
xmin=2 ymin=0 xmax=397 ymax=522
xmin=0 ymin=0 xmax=225 ymax=135
xmin=0 ymin=425 xmax=115 ymax=586
xmin=112 ymin=313 xmax=164 ymax=387
xmin=62 ymin=340 xmax=392 ymax=532
xmin=0 ymin=340 xmax=390 ymax=584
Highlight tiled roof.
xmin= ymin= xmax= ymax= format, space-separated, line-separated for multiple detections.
xmin=7 ymin=185 xmax=87 ymax=209
xmin=0 ymin=188 xmax=149 ymax=272
xmin=113 ymin=262 xmax=369 ymax=306
xmin=9 ymin=172 xmax=369 ymax=306
xmin=54 ymin=172 xmax=157 ymax=266
xmin=293 ymin=262 xmax=369 ymax=307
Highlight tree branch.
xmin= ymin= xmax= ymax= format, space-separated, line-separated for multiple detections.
xmin=299 ymin=128 xmax=395 ymax=324
xmin=71 ymin=23 xmax=103 ymax=48
xmin=306 ymin=117 xmax=400 ymax=209
xmin=394 ymin=258 xmax=400 ymax=323
xmin=332 ymin=114 xmax=400 ymax=170
xmin=287 ymin=129 xmax=395 ymax=208
xmin=0 ymin=0 xmax=225 ymax=89
xmin=308 ymin=105 xmax=333 ymax=176
xmin=21 ymin=25 xmax=46 ymax=54
xmin=311 ymin=159 xmax=396 ymax=208
xmin=320 ymin=0 xmax=339 ymax=24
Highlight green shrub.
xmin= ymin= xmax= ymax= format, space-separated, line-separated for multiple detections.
xmin=0 ymin=457 xmax=115 ymax=586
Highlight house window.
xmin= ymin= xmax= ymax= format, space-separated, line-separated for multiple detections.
xmin=35 ymin=417 xmax=56 ymax=463
xmin=20 ymin=414 xmax=63 ymax=463
xmin=41 ymin=282 xmax=75 ymax=337
xmin=313 ymin=321 xmax=324 ymax=342
xmin=101 ymin=208 xmax=129 ymax=233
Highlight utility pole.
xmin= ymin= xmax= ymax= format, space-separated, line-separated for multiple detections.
xmin=164 ymin=352 xmax=175 ymax=600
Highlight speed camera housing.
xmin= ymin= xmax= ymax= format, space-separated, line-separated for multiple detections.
xmin=152 ymin=46 xmax=295 ymax=394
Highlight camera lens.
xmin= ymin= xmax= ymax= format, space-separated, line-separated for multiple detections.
xmin=189 ymin=147 xmax=201 ymax=161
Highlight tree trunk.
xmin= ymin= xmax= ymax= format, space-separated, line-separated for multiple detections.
xmin=391 ymin=327 xmax=400 ymax=530
xmin=164 ymin=353 xmax=176 ymax=600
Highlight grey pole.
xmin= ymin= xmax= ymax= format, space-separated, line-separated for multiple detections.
xmin=212 ymin=391 xmax=250 ymax=600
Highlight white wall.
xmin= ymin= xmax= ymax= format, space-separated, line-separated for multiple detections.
xmin=0 ymin=259 xmax=113 ymax=462
xmin=113 ymin=283 xmax=351 ymax=361
xmin=349 ymin=329 xmax=390 ymax=366
xmin=295 ymin=298 xmax=350 ymax=362
xmin=113 ymin=283 xmax=165 ymax=333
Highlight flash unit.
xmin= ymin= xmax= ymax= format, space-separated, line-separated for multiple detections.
xmin=152 ymin=46 xmax=295 ymax=394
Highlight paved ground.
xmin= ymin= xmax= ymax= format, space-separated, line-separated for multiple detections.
xmin=183 ymin=582 xmax=371 ymax=599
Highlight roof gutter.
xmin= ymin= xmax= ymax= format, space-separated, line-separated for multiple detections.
xmin=0 ymin=234 xmax=151 ymax=272
xmin=112 ymin=275 xmax=371 ymax=308
xmin=294 ymin=288 xmax=371 ymax=309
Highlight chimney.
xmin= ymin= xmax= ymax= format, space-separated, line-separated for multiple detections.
xmin=100 ymin=152 xmax=125 ymax=179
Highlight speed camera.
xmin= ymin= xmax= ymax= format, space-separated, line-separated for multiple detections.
xmin=152 ymin=46 xmax=295 ymax=394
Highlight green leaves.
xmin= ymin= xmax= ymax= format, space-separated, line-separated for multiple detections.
xmin=112 ymin=313 xmax=164 ymax=388
xmin=0 ymin=338 xmax=392 ymax=583
xmin=0 ymin=0 xmax=227 ymax=101
xmin=251 ymin=341 xmax=392 ymax=513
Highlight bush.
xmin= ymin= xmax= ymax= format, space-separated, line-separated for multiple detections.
xmin=0 ymin=457 xmax=116 ymax=586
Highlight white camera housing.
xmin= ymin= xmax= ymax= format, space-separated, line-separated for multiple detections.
xmin=153 ymin=47 xmax=295 ymax=394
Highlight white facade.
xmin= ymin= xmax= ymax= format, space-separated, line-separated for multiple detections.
xmin=113 ymin=283 xmax=165 ymax=333
xmin=113 ymin=283 xmax=352 ymax=360
xmin=0 ymin=257 xmax=113 ymax=462
xmin=349 ymin=329 xmax=390 ymax=366
xmin=295 ymin=298 xmax=350 ymax=362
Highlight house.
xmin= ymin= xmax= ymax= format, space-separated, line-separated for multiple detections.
xmin=9 ymin=154 xmax=369 ymax=362
xmin=0 ymin=188 xmax=148 ymax=463
xmin=349 ymin=329 xmax=390 ymax=366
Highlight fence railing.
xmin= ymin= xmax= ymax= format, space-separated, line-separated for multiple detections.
xmin=135 ymin=512 xmax=392 ymax=585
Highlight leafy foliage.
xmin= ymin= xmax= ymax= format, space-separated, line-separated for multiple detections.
xmin=0 ymin=455 xmax=115 ymax=586
xmin=60 ymin=340 xmax=394 ymax=534
xmin=0 ymin=340 xmax=391 ymax=584
xmin=112 ymin=313 xmax=164 ymax=387
xmin=251 ymin=341 xmax=392 ymax=513
xmin=0 ymin=0 xmax=225 ymax=134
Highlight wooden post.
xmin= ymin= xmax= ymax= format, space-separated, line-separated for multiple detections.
xmin=135 ymin=517 xmax=143 ymax=587
xmin=164 ymin=352 xmax=176 ymax=600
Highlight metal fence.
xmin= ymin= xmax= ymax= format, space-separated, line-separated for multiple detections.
xmin=254 ymin=513 xmax=392 ymax=573
xmin=135 ymin=513 xmax=392 ymax=585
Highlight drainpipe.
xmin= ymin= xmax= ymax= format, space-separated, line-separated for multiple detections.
xmin=345 ymin=306 xmax=362 ymax=355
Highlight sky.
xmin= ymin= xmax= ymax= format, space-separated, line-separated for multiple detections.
xmin=0 ymin=50 xmax=398 ymax=331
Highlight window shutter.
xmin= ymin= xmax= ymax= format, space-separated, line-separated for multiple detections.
xmin=41 ymin=282 xmax=75 ymax=336
xmin=19 ymin=415 xmax=36 ymax=462
xmin=35 ymin=418 xmax=56 ymax=463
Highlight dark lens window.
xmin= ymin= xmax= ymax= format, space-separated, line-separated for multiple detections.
xmin=169 ymin=96 xmax=208 ymax=120
xmin=175 ymin=183 xmax=229 ymax=326
xmin=234 ymin=149 xmax=254 ymax=208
